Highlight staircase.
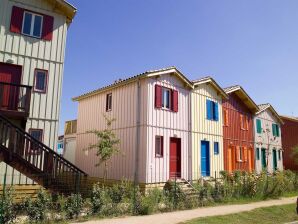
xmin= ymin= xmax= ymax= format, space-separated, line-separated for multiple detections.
xmin=0 ymin=113 xmax=87 ymax=194
xmin=175 ymin=179 xmax=199 ymax=198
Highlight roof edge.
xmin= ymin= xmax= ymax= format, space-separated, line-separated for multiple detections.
xmin=193 ymin=77 xmax=228 ymax=99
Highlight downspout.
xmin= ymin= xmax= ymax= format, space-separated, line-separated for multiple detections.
xmin=134 ymin=80 xmax=141 ymax=185
xmin=189 ymin=89 xmax=192 ymax=182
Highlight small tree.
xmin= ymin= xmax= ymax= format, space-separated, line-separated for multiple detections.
xmin=85 ymin=114 xmax=120 ymax=183
xmin=292 ymin=145 xmax=298 ymax=165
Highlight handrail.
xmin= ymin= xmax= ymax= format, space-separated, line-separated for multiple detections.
xmin=0 ymin=113 xmax=87 ymax=176
xmin=0 ymin=81 xmax=32 ymax=89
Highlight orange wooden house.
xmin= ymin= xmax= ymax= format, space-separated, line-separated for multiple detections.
xmin=222 ymin=86 xmax=259 ymax=172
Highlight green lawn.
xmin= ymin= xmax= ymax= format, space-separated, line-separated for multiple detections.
xmin=183 ymin=204 xmax=298 ymax=224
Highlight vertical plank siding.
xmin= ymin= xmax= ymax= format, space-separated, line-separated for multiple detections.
xmin=254 ymin=110 xmax=283 ymax=173
xmin=191 ymin=84 xmax=224 ymax=179
xmin=281 ymin=117 xmax=298 ymax=171
xmin=222 ymin=93 xmax=255 ymax=172
xmin=0 ymin=0 xmax=69 ymax=184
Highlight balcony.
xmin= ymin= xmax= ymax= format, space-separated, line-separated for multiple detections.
xmin=0 ymin=82 xmax=32 ymax=120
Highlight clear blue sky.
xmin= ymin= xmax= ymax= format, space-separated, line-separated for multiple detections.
xmin=60 ymin=0 xmax=298 ymax=134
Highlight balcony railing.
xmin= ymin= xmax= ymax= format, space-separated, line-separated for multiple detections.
xmin=0 ymin=82 xmax=32 ymax=118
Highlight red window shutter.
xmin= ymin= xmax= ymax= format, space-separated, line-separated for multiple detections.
xmin=10 ymin=6 xmax=24 ymax=34
xmin=42 ymin=15 xmax=54 ymax=40
xmin=155 ymin=85 xmax=162 ymax=108
xmin=172 ymin=89 xmax=178 ymax=112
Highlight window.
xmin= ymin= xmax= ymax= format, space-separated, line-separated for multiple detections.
xmin=162 ymin=88 xmax=171 ymax=109
xmin=155 ymin=136 xmax=163 ymax=157
xmin=241 ymin=115 xmax=249 ymax=130
xmin=272 ymin=124 xmax=280 ymax=137
xmin=239 ymin=147 xmax=243 ymax=161
xmin=214 ymin=142 xmax=219 ymax=155
xmin=256 ymin=119 xmax=262 ymax=134
xmin=106 ymin=93 xmax=112 ymax=111
xmin=155 ymin=85 xmax=178 ymax=112
xmin=206 ymin=99 xmax=219 ymax=121
xmin=34 ymin=69 xmax=47 ymax=92
xmin=29 ymin=129 xmax=43 ymax=153
xmin=278 ymin=150 xmax=281 ymax=160
xmin=223 ymin=109 xmax=229 ymax=126
xmin=22 ymin=11 xmax=43 ymax=38
xmin=256 ymin=148 xmax=260 ymax=160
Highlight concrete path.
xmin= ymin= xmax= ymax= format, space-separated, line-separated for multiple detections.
xmin=73 ymin=197 xmax=297 ymax=224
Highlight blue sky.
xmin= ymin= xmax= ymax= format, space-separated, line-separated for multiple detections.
xmin=60 ymin=0 xmax=298 ymax=134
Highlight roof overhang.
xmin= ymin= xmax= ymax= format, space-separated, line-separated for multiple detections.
xmin=192 ymin=77 xmax=228 ymax=99
xmin=257 ymin=104 xmax=284 ymax=124
xmin=225 ymin=86 xmax=259 ymax=113
xmin=72 ymin=67 xmax=193 ymax=101
xmin=280 ymin=115 xmax=298 ymax=123
xmin=45 ymin=0 xmax=77 ymax=24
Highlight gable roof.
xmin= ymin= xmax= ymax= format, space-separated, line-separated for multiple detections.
xmin=280 ymin=115 xmax=298 ymax=123
xmin=223 ymin=85 xmax=259 ymax=113
xmin=192 ymin=76 xmax=228 ymax=99
xmin=256 ymin=103 xmax=284 ymax=124
xmin=72 ymin=67 xmax=193 ymax=101
xmin=45 ymin=0 xmax=76 ymax=23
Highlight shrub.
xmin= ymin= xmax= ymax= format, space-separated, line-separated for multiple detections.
xmin=64 ymin=194 xmax=83 ymax=219
xmin=0 ymin=187 xmax=16 ymax=224
xmin=23 ymin=189 xmax=51 ymax=222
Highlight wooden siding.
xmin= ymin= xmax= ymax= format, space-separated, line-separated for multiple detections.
xmin=191 ymin=84 xmax=224 ymax=179
xmin=146 ymin=74 xmax=191 ymax=183
xmin=281 ymin=117 xmax=298 ymax=171
xmin=222 ymin=93 xmax=255 ymax=172
xmin=76 ymin=79 xmax=148 ymax=183
xmin=0 ymin=0 xmax=70 ymax=184
xmin=254 ymin=110 xmax=283 ymax=173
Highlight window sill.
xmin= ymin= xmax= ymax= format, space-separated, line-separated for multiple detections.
xmin=33 ymin=89 xmax=46 ymax=94
xmin=155 ymin=155 xmax=163 ymax=158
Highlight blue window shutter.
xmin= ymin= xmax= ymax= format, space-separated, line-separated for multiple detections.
xmin=206 ymin=100 xmax=211 ymax=120
xmin=214 ymin=102 xmax=219 ymax=121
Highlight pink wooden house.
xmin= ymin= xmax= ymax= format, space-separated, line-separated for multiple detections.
xmin=73 ymin=67 xmax=193 ymax=186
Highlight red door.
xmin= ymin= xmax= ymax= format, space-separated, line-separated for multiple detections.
xmin=0 ymin=63 xmax=22 ymax=110
xmin=170 ymin=137 xmax=181 ymax=178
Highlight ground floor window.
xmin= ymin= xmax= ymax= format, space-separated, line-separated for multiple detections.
xmin=155 ymin=135 xmax=163 ymax=157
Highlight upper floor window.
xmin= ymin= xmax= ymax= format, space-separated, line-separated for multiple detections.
xmin=206 ymin=99 xmax=219 ymax=121
xmin=240 ymin=115 xmax=249 ymax=130
xmin=162 ymin=87 xmax=171 ymax=109
xmin=106 ymin=93 xmax=112 ymax=111
xmin=10 ymin=6 xmax=54 ymax=41
xmin=256 ymin=119 xmax=262 ymax=133
xmin=155 ymin=84 xmax=178 ymax=112
xmin=22 ymin=11 xmax=43 ymax=38
xmin=272 ymin=124 xmax=280 ymax=137
xmin=155 ymin=135 xmax=163 ymax=157
xmin=34 ymin=69 xmax=47 ymax=93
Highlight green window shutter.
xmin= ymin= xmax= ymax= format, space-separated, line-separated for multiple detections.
xmin=256 ymin=119 xmax=262 ymax=133
xmin=272 ymin=124 xmax=276 ymax=136
xmin=276 ymin=125 xmax=280 ymax=137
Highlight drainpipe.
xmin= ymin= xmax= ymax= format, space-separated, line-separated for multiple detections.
xmin=189 ymin=90 xmax=192 ymax=182
xmin=134 ymin=80 xmax=141 ymax=185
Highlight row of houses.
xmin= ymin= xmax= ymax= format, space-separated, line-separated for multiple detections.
xmin=64 ymin=67 xmax=290 ymax=186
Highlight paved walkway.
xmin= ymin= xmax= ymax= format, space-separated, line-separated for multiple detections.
xmin=74 ymin=197 xmax=297 ymax=224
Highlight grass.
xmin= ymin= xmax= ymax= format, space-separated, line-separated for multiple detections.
xmin=183 ymin=203 xmax=298 ymax=224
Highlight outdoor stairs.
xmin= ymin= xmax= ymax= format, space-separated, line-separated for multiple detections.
xmin=176 ymin=178 xmax=199 ymax=198
xmin=0 ymin=114 xmax=87 ymax=195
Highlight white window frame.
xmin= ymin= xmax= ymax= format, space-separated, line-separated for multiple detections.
xmin=22 ymin=11 xmax=43 ymax=38
xmin=106 ymin=93 xmax=112 ymax=111
xmin=162 ymin=87 xmax=171 ymax=110
xmin=34 ymin=69 xmax=47 ymax=93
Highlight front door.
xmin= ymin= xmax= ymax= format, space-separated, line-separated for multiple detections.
xmin=227 ymin=147 xmax=233 ymax=172
xmin=272 ymin=149 xmax=277 ymax=171
xmin=0 ymin=63 xmax=22 ymax=110
xmin=201 ymin=141 xmax=210 ymax=177
xmin=170 ymin=137 xmax=181 ymax=178
xmin=261 ymin=148 xmax=266 ymax=169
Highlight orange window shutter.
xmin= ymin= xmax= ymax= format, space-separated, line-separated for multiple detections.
xmin=246 ymin=117 xmax=249 ymax=130
xmin=236 ymin=146 xmax=240 ymax=162
xmin=240 ymin=115 xmax=243 ymax=129
xmin=244 ymin=147 xmax=248 ymax=162
xmin=226 ymin=110 xmax=229 ymax=125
